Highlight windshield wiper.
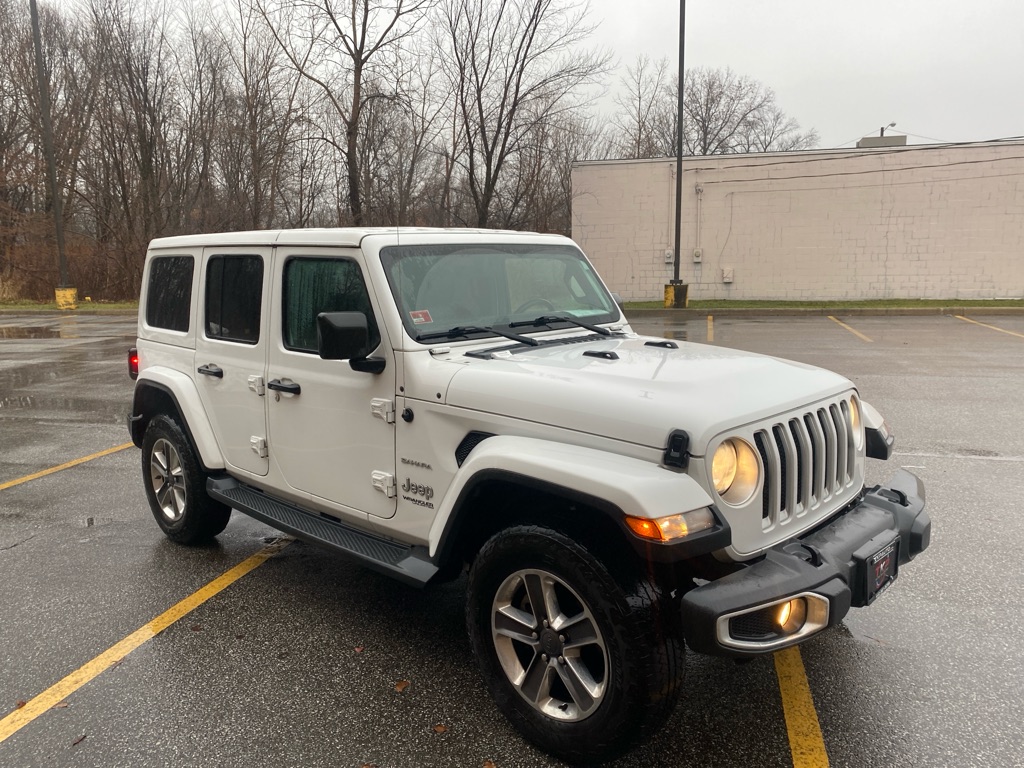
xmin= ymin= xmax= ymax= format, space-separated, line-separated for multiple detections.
xmin=508 ymin=314 xmax=613 ymax=336
xmin=416 ymin=325 xmax=540 ymax=346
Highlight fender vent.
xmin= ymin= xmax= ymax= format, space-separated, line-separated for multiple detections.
xmin=455 ymin=431 xmax=494 ymax=466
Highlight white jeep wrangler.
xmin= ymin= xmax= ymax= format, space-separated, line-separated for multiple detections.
xmin=128 ymin=228 xmax=930 ymax=763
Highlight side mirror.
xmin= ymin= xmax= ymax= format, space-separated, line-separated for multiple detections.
xmin=316 ymin=312 xmax=386 ymax=374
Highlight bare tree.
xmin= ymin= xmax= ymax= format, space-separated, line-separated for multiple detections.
xmin=251 ymin=0 xmax=433 ymax=225
xmin=86 ymin=0 xmax=177 ymax=246
xmin=510 ymin=110 xmax=608 ymax=233
xmin=736 ymin=100 xmax=819 ymax=153
xmin=0 ymin=0 xmax=33 ymax=297
xmin=170 ymin=8 xmax=228 ymax=232
xmin=438 ymin=0 xmax=610 ymax=228
xmin=681 ymin=67 xmax=770 ymax=155
xmin=1 ymin=1 xmax=100 ymax=297
xmin=611 ymin=55 xmax=671 ymax=159
xmin=609 ymin=58 xmax=819 ymax=159
xmin=0 ymin=1 xmax=820 ymax=301
xmin=367 ymin=40 xmax=452 ymax=225
xmin=214 ymin=0 xmax=305 ymax=229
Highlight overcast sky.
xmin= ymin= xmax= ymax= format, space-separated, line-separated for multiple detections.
xmin=588 ymin=0 xmax=1024 ymax=148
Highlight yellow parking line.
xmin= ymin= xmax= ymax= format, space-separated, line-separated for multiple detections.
xmin=707 ymin=314 xmax=714 ymax=343
xmin=0 ymin=538 xmax=293 ymax=744
xmin=954 ymin=315 xmax=1024 ymax=339
xmin=827 ymin=316 xmax=872 ymax=343
xmin=0 ymin=443 xmax=135 ymax=492
xmin=775 ymin=646 xmax=830 ymax=767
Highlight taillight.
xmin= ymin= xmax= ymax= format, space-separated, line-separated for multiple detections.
xmin=128 ymin=347 xmax=139 ymax=380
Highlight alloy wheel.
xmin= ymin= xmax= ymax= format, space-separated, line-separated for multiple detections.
xmin=491 ymin=568 xmax=608 ymax=721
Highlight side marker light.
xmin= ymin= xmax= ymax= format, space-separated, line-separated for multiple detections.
xmin=624 ymin=508 xmax=715 ymax=542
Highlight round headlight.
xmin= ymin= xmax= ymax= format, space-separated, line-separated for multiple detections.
xmin=850 ymin=396 xmax=864 ymax=450
xmin=712 ymin=441 xmax=737 ymax=493
xmin=712 ymin=438 xmax=760 ymax=505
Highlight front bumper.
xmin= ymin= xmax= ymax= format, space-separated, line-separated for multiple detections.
xmin=680 ymin=469 xmax=930 ymax=657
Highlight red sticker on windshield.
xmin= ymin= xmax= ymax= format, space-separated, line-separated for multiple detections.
xmin=410 ymin=310 xmax=433 ymax=325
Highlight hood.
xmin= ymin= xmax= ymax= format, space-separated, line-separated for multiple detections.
xmin=442 ymin=335 xmax=853 ymax=452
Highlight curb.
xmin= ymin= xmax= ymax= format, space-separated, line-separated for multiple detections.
xmin=623 ymin=307 xmax=1024 ymax=319
xmin=3 ymin=307 xmax=1023 ymax=319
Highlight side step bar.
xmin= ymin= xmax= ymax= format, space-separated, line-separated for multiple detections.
xmin=207 ymin=477 xmax=438 ymax=588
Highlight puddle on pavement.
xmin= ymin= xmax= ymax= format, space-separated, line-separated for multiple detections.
xmin=0 ymin=366 xmax=61 ymax=392
xmin=958 ymin=446 xmax=1000 ymax=457
xmin=0 ymin=325 xmax=61 ymax=339
xmin=0 ymin=394 xmax=127 ymax=423
xmin=0 ymin=345 xmax=128 ymax=392
xmin=0 ymin=317 xmax=135 ymax=340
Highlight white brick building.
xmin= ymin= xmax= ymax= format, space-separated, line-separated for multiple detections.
xmin=571 ymin=141 xmax=1024 ymax=301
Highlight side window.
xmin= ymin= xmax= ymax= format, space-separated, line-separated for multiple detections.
xmin=205 ymin=255 xmax=264 ymax=344
xmin=146 ymin=255 xmax=194 ymax=332
xmin=283 ymin=258 xmax=381 ymax=354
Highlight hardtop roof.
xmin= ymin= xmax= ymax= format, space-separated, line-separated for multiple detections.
xmin=147 ymin=227 xmax=564 ymax=251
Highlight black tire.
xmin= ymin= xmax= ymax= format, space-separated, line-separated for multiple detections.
xmin=466 ymin=525 xmax=684 ymax=764
xmin=141 ymin=414 xmax=231 ymax=544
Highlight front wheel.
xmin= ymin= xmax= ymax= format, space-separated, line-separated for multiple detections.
xmin=141 ymin=415 xmax=230 ymax=544
xmin=466 ymin=525 xmax=684 ymax=764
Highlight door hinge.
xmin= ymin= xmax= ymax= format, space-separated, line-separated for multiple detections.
xmin=371 ymin=398 xmax=396 ymax=424
xmin=250 ymin=436 xmax=268 ymax=458
xmin=248 ymin=375 xmax=266 ymax=396
xmin=371 ymin=471 xmax=397 ymax=498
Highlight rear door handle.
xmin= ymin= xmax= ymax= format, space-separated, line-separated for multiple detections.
xmin=267 ymin=378 xmax=301 ymax=395
xmin=197 ymin=364 xmax=223 ymax=378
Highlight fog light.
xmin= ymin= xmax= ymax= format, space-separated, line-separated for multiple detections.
xmin=719 ymin=593 xmax=831 ymax=651
xmin=776 ymin=598 xmax=807 ymax=635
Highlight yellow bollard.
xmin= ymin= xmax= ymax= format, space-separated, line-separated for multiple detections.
xmin=663 ymin=282 xmax=689 ymax=309
xmin=55 ymin=287 xmax=78 ymax=310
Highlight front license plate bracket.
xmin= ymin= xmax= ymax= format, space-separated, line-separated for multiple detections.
xmin=852 ymin=531 xmax=900 ymax=605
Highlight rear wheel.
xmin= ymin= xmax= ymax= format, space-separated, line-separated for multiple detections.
xmin=141 ymin=415 xmax=230 ymax=544
xmin=466 ymin=525 xmax=684 ymax=764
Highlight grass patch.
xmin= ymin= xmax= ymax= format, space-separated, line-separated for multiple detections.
xmin=623 ymin=298 xmax=1024 ymax=310
xmin=0 ymin=299 xmax=138 ymax=310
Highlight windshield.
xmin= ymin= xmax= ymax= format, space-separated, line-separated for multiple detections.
xmin=379 ymin=243 xmax=620 ymax=343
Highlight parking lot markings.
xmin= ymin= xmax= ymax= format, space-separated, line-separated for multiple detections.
xmin=954 ymin=315 xmax=1024 ymax=340
xmin=827 ymin=316 xmax=872 ymax=343
xmin=0 ymin=443 xmax=135 ymax=492
xmin=0 ymin=537 xmax=293 ymax=745
xmin=774 ymin=646 xmax=830 ymax=767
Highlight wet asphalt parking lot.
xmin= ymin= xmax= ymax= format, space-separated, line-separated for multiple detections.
xmin=1 ymin=310 xmax=1023 ymax=768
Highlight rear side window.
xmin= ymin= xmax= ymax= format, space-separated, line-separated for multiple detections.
xmin=283 ymin=258 xmax=380 ymax=354
xmin=205 ymin=255 xmax=264 ymax=344
xmin=146 ymin=256 xmax=194 ymax=332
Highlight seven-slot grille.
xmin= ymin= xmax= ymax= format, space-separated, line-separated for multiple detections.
xmin=753 ymin=399 xmax=857 ymax=529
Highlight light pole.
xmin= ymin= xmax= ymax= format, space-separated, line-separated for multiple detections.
xmin=880 ymin=121 xmax=896 ymax=137
xmin=665 ymin=0 xmax=687 ymax=308
xmin=29 ymin=0 xmax=75 ymax=309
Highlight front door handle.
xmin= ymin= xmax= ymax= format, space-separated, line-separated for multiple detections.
xmin=197 ymin=364 xmax=223 ymax=378
xmin=267 ymin=378 xmax=301 ymax=395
